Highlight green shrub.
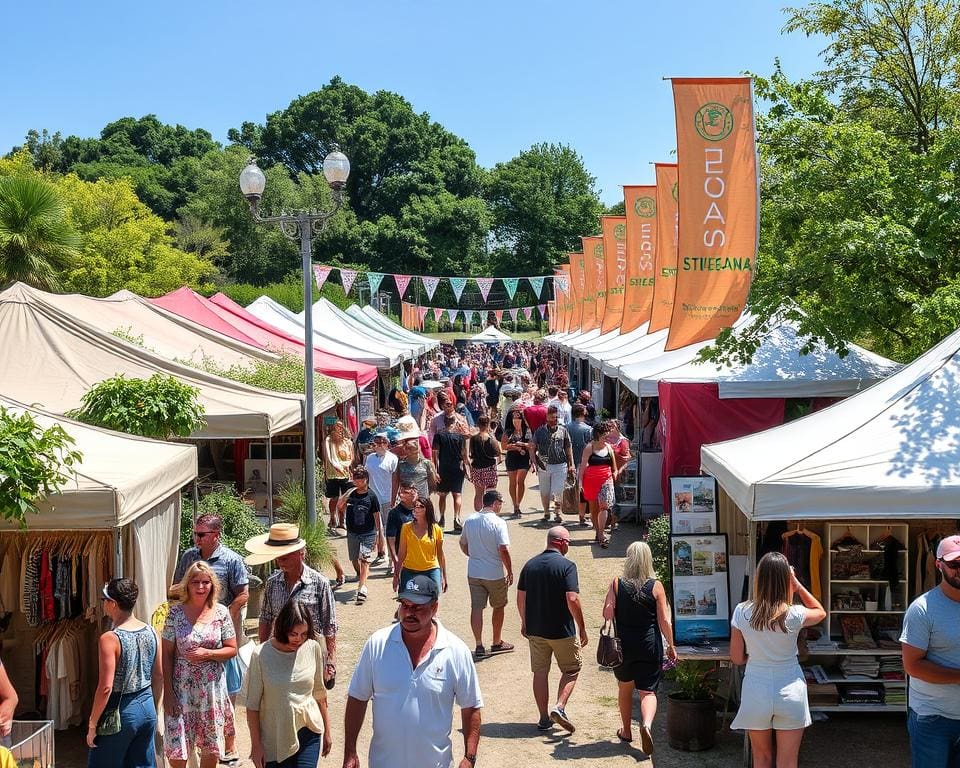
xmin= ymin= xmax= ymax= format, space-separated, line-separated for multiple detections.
xmin=180 ymin=484 xmax=265 ymax=554
xmin=69 ymin=373 xmax=206 ymax=439
xmin=187 ymin=352 xmax=343 ymax=405
xmin=275 ymin=475 xmax=333 ymax=568
xmin=646 ymin=513 xmax=671 ymax=597
xmin=211 ymin=273 xmax=351 ymax=313
xmin=666 ymin=660 xmax=719 ymax=701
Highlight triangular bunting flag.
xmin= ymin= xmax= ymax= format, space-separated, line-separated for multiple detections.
xmin=340 ymin=268 xmax=358 ymax=295
xmin=494 ymin=309 xmax=503 ymax=324
xmin=553 ymin=273 xmax=568 ymax=293
xmin=432 ymin=307 xmax=443 ymax=322
xmin=421 ymin=276 xmax=441 ymax=301
xmin=313 ymin=265 xmax=332 ymax=290
xmin=446 ymin=308 xmax=459 ymax=324
xmin=503 ymin=277 xmax=519 ymax=300
xmin=449 ymin=277 xmax=468 ymax=303
xmin=528 ymin=276 xmax=545 ymax=299
xmin=475 ymin=277 xmax=495 ymax=302
xmin=522 ymin=307 xmax=533 ymax=320
xmin=394 ymin=274 xmax=412 ymax=298
xmin=538 ymin=303 xmax=547 ymax=318
xmin=367 ymin=272 xmax=385 ymax=295
xmin=509 ymin=308 xmax=519 ymax=323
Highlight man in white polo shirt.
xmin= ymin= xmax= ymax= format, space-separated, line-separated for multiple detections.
xmin=343 ymin=574 xmax=483 ymax=768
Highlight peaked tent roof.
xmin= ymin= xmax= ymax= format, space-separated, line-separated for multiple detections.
xmin=350 ymin=305 xmax=440 ymax=350
xmin=617 ymin=315 xmax=897 ymax=398
xmin=301 ymin=298 xmax=418 ymax=358
xmin=0 ymin=283 xmax=305 ymax=438
xmin=152 ymin=288 xmax=374 ymax=389
xmin=0 ymin=396 xmax=197 ymax=529
xmin=701 ymin=325 xmax=960 ymax=521
xmin=247 ymin=296 xmax=401 ymax=368
xmin=470 ymin=325 xmax=512 ymax=342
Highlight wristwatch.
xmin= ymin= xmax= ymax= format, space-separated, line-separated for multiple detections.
xmin=464 ymin=755 xmax=477 ymax=766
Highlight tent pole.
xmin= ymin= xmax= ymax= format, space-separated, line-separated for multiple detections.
xmin=266 ymin=435 xmax=274 ymax=524
xmin=114 ymin=527 xmax=123 ymax=578
xmin=636 ymin=380 xmax=643 ymax=523
xmin=192 ymin=480 xmax=199 ymax=523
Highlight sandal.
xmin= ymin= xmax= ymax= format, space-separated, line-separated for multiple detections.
xmin=616 ymin=728 xmax=633 ymax=743
xmin=331 ymin=574 xmax=345 ymax=589
xmin=473 ymin=645 xmax=488 ymax=661
xmin=356 ymin=586 xmax=368 ymax=604
xmin=600 ymin=539 xmax=609 ymax=549
xmin=490 ymin=641 xmax=515 ymax=654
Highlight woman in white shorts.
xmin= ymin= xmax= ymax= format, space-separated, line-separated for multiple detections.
xmin=730 ymin=552 xmax=826 ymax=768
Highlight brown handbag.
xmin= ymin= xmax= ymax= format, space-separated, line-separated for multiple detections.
xmin=597 ymin=619 xmax=623 ymax=668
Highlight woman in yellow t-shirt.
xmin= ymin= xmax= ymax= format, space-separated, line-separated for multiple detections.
xmin=392 ymin=496 xmax=447 ymax=594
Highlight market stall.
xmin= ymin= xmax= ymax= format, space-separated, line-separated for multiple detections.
xmin=305 ymin=298 xmax=428 ymax=358
xmin=0 ymin=396 xmax=196 ymax=726
xmin=469 ymin=325 xmax=513 ymax=344
xmin=346 ymin=304 xmax=440 ymax=351
xmin=698 ymin=324 xmax=960 ymax=716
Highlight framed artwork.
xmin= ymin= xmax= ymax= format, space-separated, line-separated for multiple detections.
xmin=670 ymin=533 xmax=731 ymax=643
xmin=669 ymin=475 xmax=718 ymax=534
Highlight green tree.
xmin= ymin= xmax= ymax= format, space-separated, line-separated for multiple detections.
xmin=0 ymin=407 xmax=82 ymax=526
xmin=486 ymin=143 xmax=603 ymax=276
xmin=56 ymin=173 xmax=216 ymax=296
xmin=0 ymin=173 xmax=80 ymax=289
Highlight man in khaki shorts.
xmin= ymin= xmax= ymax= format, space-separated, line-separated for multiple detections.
xmin=460 ymin=489 xmax=515 ymax=661
xmin=517 ymin=526 xmax=588 ymax=733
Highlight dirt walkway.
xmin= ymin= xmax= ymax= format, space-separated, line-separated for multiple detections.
xmin=58 ymin=470 xmax=911 ymax=767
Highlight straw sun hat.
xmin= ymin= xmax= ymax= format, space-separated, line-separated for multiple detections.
xmin=394 ymin=415 xmax=422 ymax=440
xmin=244 ymin=523 xmax=306 ymax=566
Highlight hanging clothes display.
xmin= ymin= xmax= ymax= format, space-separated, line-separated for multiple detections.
xmin=782 ymin=525 xmax=823 ymax=601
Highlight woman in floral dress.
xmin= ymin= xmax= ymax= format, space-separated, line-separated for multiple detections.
xmin=162 ymin=561 xmax=238 ymax=768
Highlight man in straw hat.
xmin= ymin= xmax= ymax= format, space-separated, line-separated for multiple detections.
xmin=247 ymin=523 xmax=338 ymax=686
xmin=344 ymin=574 xmax=482 ymax=768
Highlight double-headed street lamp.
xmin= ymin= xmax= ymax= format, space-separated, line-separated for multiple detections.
xmin=239 ymin=150 xmax=350 ymax=525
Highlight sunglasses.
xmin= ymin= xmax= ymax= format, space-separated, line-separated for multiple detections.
xmin=940 ymin=558 xmax=960 ymax=570
xmin=194 ymin=530 xmax=213 ymax=539
xmin=101 ymin=584 xmax=113 ymax=601
xmin=414 ymin=502 xmax=426 ymax=508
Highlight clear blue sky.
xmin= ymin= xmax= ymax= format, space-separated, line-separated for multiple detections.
xmin=2 ymin=1 xmax=826 ymax=205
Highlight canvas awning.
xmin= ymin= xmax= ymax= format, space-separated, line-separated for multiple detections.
xmin=469 ymin=326 xmax=512 ymax=343
xmin=301 ymin=299 xmax=419 ymax=359
xmin=152 ymin=288 xmax=375 ymax=390
xmin=348 ymin=305 xmax=440 ymax=351
xmin=701 ymin=325 xmax=960 ymax=521
xmin=0 ymin=283 xmax=306 ymax=438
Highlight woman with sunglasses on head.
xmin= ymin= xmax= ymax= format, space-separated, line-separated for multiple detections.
xmin=246 ymin=599 xmax=331 ymax=768
xmin=501 ymin=407 xmax=534 ymax=517
xmin=730 ymin=552 xmax=826 ymax=768
xmin=392 ymin=496 xmax=447 ymax=594
xmin=87 ymin=578 xmax=161 ymax=767
xmin=162 ymin=561 xmax=238 ymax=768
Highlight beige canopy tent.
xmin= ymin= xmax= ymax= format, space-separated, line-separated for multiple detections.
xmin=23 ymin=285 xmax=356 ymax=403
xmin=0 ymin=396 xmax=197 ymax=711
xmin=0 ymin=283 xmax=307 ymax=438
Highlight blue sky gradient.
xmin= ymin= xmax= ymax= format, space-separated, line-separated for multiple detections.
xmin=3 ymin=1 xmax=826 ymax=205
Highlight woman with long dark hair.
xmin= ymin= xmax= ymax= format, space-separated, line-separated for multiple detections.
xmin=730 ymin=552 xmax=826 ymax=768
xmin=579 ymin=422 xmax=619 ymax=548
xmin=392 ymin=496 xmax=447 ymax=593
xmin=468 ymin=415 xmax=502 ymax=512
xmin=501 ymin=407 xmax=534 ymax=517
xmin=246 ymin=600 xmax=332 ymax=768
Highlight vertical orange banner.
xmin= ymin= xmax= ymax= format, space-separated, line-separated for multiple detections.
xmin=621 ymin=186 xmax=657 ymax=333
xmin=600 ymin=216 xmax=627 ymax=333
xmin=666 ymin=77 xmax=757 ymax=350
xmin=401 ymin=301 xmax=408 ymax=329
xmin=648 ymin=165 xmax=678 ymax=332
xmin=568 ymin=252 xmax=585 ymax=332
xmin=579 ymin=238 xmax=599 ymax=332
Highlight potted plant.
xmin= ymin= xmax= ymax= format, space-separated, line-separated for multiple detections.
xmin=666 ymin=660 xmax=719 ymax=751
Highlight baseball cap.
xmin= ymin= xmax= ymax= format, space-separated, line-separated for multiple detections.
xmin=396 ymin=574 xmax=440 ymax=605
xmin=937 ymin=535 xmax=960 ymax=562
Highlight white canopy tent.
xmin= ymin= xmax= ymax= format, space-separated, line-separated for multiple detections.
xmin=618 ymin=317 xmax=897 ymax=398
xmin=247 ymin=296 xmax=402 ymax=368
xmin=302 ymin=298 xmax=423 ymax=358
xmin=566 ymin=328 xmax=621 ymax=357
xmin=0 ymin=283 xmax=306 ymax=438
xmin=470 ymin=325 xmax=512 ymax=343
xmin=346 ymin=304 xmax=440 ymax=352
xmin=701 ymin=325 xmax=960 ymax=521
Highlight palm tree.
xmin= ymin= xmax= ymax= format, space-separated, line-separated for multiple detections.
xmin=0 ymin=175 xmax=80 ymax=289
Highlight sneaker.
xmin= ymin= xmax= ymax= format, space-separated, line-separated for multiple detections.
xmin=639 ymin=724 xmax=654 ymax=755
xmin=550 ymin=706 xmax=575 ymax=733
xmin=473 ymin=645 xmax=488 ymax=662
xmin=355 ymin=586 xmax=368 ymax=605
xmin=453 ymin=521 xmax=463 ymax=533
xmin=489 ymin=641 xmax=515 ymax=654
xmin=537 ymin=716 xmax=553 ymax=731
xmin=373 ymin=553 xmax=385 ymax=565
xmin=218 ymin=755 xmax=239 ymax=766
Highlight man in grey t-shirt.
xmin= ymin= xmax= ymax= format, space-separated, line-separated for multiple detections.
xmin=901 ymin=535 xmax=960 ymax=767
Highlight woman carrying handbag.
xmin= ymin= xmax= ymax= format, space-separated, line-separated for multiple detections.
xmin=601 ymin=541 xmax=677 ymax=756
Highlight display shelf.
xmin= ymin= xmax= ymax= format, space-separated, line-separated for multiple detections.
xmin=831 ymin=610 xmax=904 ymax=614
xmin=806 ymin=648 xmax=904 ymax=656
xmin=810 ymin=704 xmax=906 ymax=713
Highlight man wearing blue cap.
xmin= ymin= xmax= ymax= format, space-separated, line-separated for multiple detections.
xmin=343 ymin=574 xmax=483 ymax=768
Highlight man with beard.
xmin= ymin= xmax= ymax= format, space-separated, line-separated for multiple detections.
xmin=343 ymin=575 xmax=482 ymax=768
xmin=901 ymin=535 xmax=960 ymax=767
